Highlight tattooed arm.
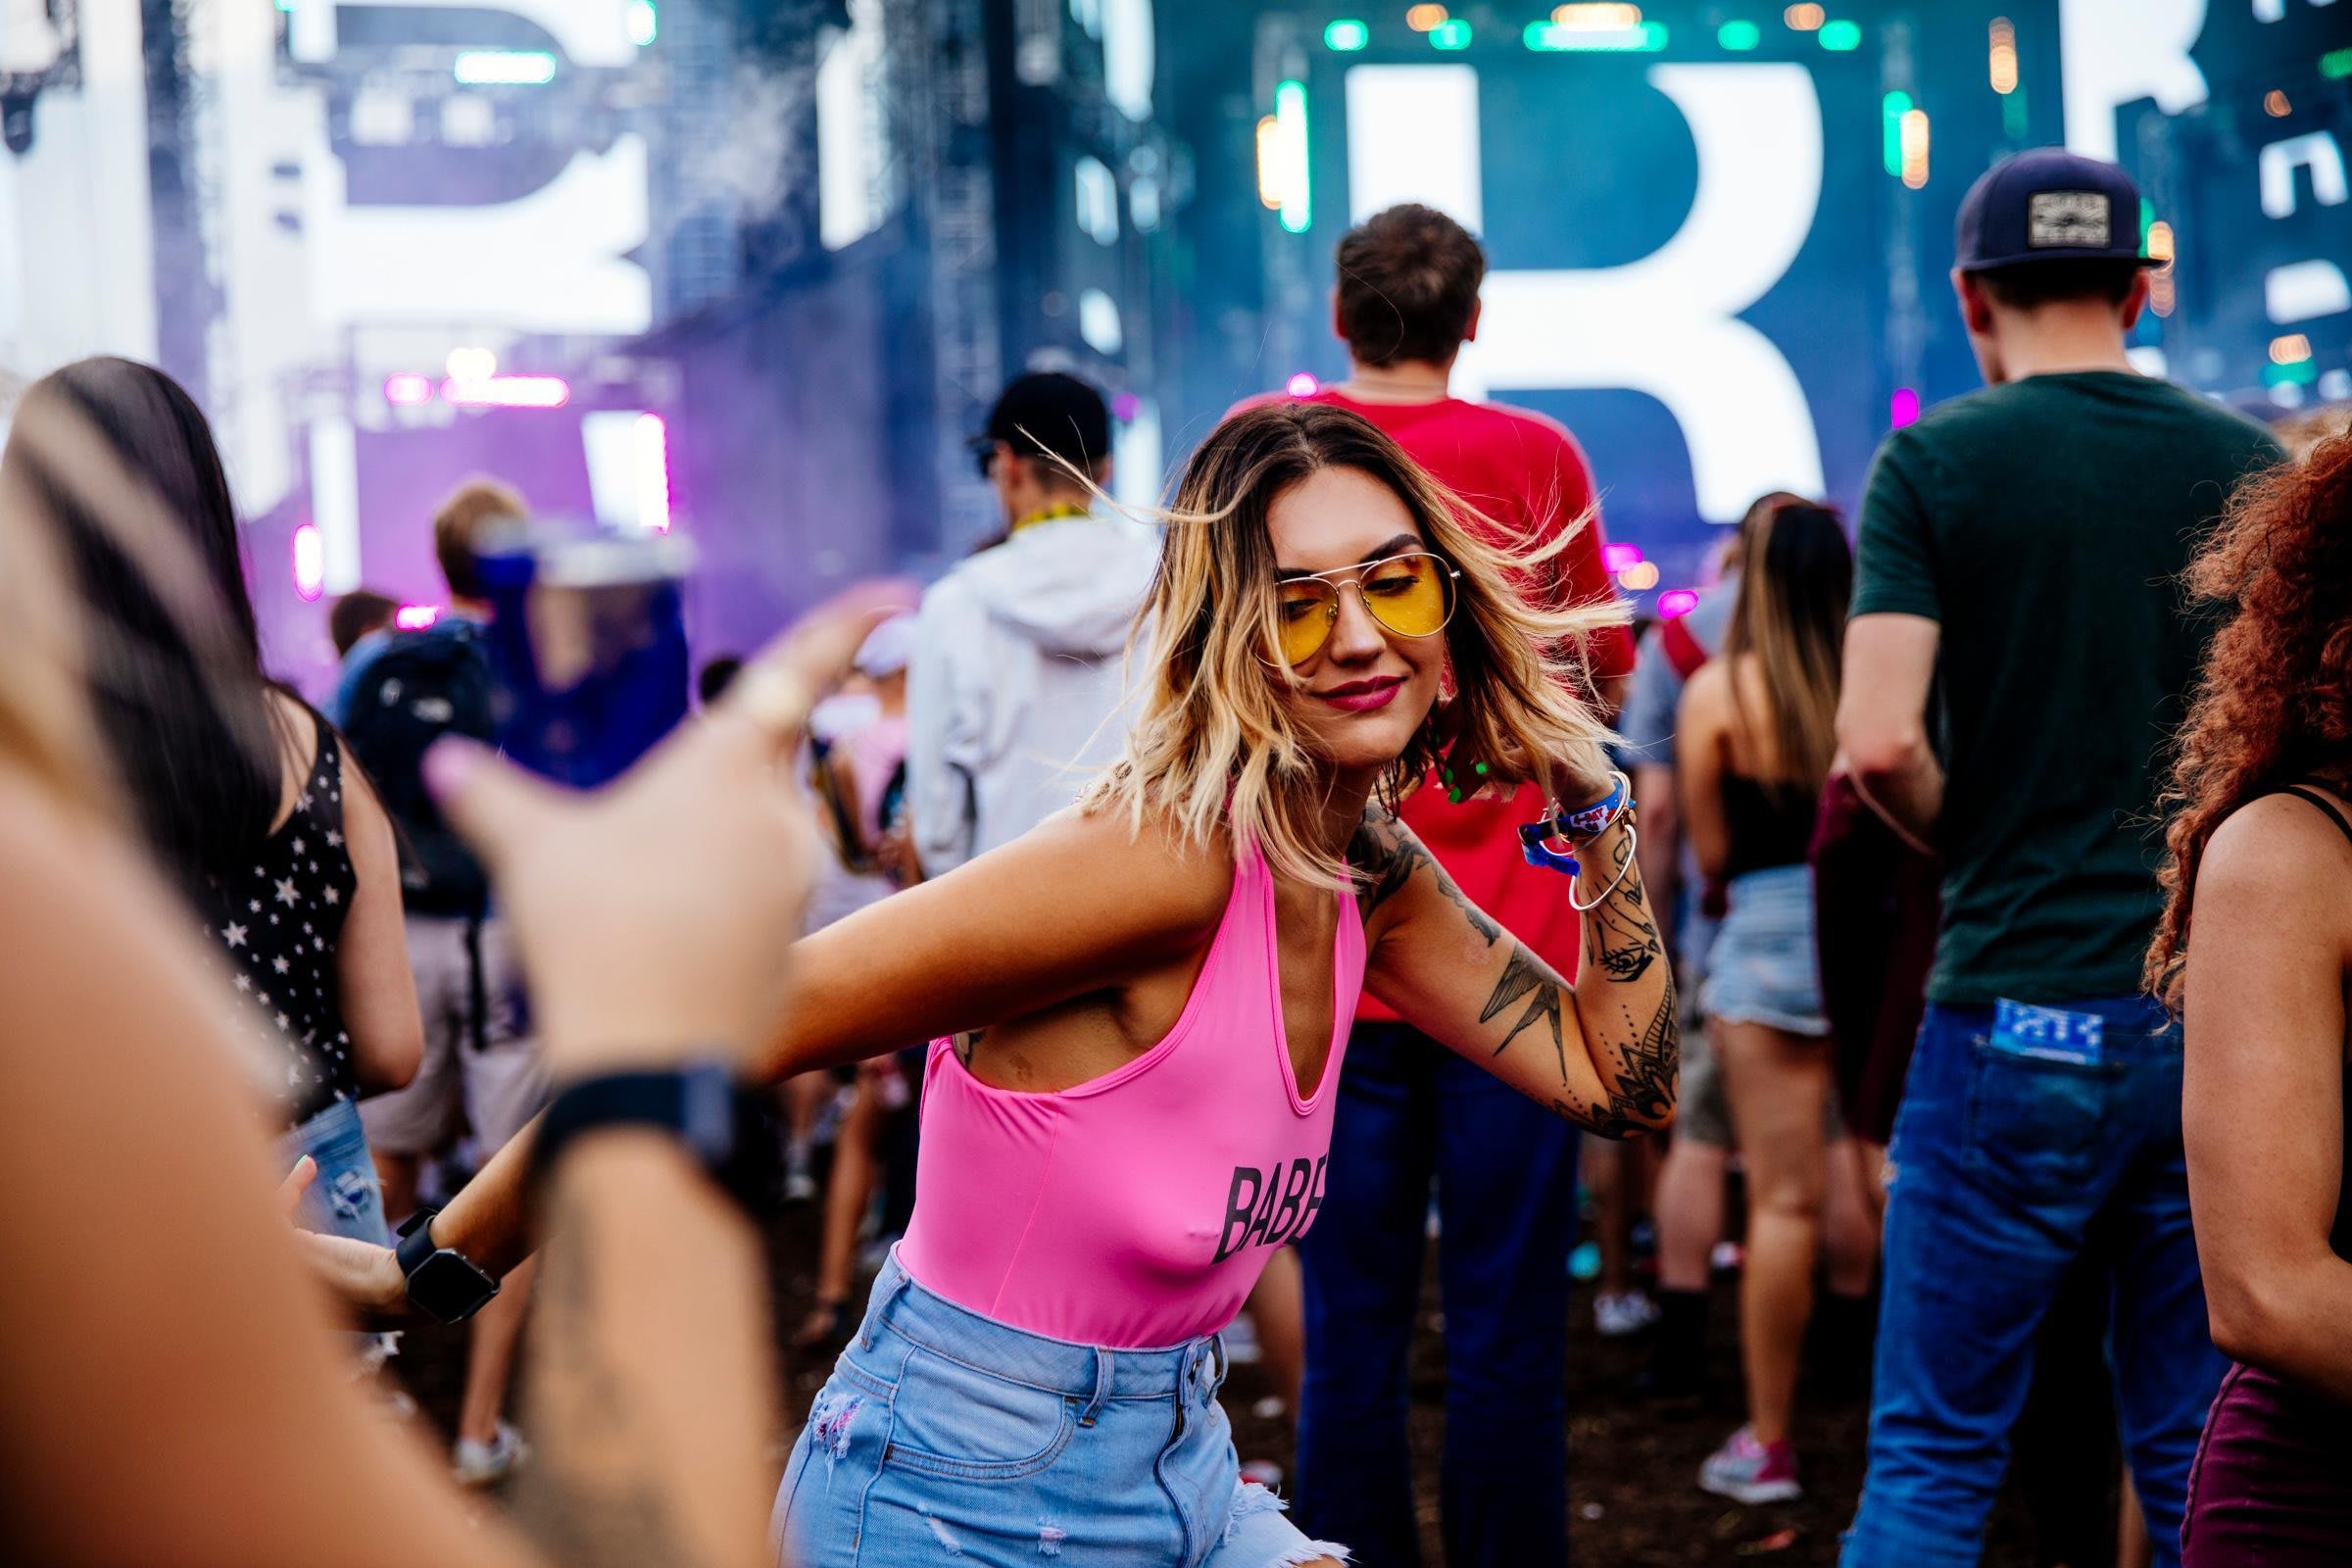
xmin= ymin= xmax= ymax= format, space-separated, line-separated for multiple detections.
xmin=1351 ymin=810 xmax=1678 ymax=1138
xmin=511 ymin=1135 xmax=774 ymax=1568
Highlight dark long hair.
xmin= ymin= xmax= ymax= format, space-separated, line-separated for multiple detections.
xmin=4 ymin=357 xmax=291 ymax=897
xmin=1722 ymin=498 xmax=1852 ymax=793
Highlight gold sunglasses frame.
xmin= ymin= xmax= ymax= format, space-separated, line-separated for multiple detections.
xmin=1269 ymin=550 xmax=1463 ymax=667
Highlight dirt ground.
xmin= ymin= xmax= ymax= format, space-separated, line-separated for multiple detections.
xmin=393 ymin=1199 xmax=2111 ymax=1566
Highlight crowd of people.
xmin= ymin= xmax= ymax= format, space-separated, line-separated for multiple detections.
xmin=0 ymin=141 xmax=2345 ymax=1568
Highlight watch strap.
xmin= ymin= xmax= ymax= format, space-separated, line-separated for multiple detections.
xmin=394 ymin=1204 xmax=441 ymax=1278
xmin=531 ymin=1062 xmax=744 ymax=1197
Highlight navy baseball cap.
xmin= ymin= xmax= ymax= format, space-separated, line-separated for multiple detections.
xmin=1955 ymin=147 xmax=2157 ymax=272
xmin=971 ymin=371 xmax=1110 ymax=475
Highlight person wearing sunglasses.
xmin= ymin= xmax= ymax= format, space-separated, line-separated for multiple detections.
xmin=1238 ymin=201 xmax=1637 ymax=1565
xmin=300 ymin=401 xmax=1676 ymax=1568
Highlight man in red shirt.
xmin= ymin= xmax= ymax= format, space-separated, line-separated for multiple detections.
xmin=1245 ymin=203 xmax=1635 ymax=1567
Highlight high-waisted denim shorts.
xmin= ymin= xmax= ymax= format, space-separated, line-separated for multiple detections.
xmin=1698 ymin=863 xmax=1831 ymax=1038
xmin=772 ymin=1250 xmax=1348 ymax=1567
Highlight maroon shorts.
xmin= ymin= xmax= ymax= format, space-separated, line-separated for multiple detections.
xmin=2180 ymin=1360 xmax=2352 ymax=1565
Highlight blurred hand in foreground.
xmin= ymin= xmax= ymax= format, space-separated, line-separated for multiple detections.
xmin=424 ymin=580 xmax=913 ymax=1078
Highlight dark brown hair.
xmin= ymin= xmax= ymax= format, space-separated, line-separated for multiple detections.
xmin=1334 ymin=204 xmax=1486 ymax=368
xmin=431 ymin=476 xmax=525 ymax=602
xmin=1974 ymin=259 xmax=2140 ymax=312
xmin=2146 ymin=421 xmax=2351 ymax=1004
xmin=328 ymin=589 xmax=397 ymax=657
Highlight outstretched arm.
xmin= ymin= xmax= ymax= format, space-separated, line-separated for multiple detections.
xmin=1354 ymin=808 xmax=1677 ymax=1138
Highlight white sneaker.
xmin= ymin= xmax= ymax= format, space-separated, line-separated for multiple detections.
xmin=1593 ymin=1291 xmax=1660 ymax=1338
xmin=453 ymin=1421 xmax=528 ymax=1487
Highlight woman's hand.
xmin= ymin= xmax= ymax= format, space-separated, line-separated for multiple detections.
xmin=426 ymin=583 xmax=913 ymax=1077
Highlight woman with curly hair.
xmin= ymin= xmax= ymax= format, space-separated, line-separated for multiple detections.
xmin=2149 ymin=420 xmax=2352 ymax=1562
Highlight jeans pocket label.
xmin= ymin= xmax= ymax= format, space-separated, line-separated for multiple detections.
xmin=1991 ymin=999 xmax=2105 ymax=1066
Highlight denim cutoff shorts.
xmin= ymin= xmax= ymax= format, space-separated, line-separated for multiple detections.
xmin=1698 ymin=863 xmax=1830 ymax=1038
xmin=279 ymin=1097 xmax=392 ymax=1248
xmin=773 ymin=1249 xmax=1348 ymax=1568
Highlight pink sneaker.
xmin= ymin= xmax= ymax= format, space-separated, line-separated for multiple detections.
xmin=1697 ymin=1425 xmax=1799 ymax=1504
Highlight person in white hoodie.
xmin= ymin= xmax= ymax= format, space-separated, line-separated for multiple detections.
xmin=907 ymin=370 xmax=1160 ymax=876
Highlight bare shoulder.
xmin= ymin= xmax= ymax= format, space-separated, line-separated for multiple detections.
xmin=1678 ymin=660 xmax=1732 ymax=726
xmin=2198 ymin=791 xmax=2352 ymax=916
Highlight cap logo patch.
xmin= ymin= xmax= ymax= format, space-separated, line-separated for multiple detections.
xmin=2027 ymin=191 xmax=2111 ymax=249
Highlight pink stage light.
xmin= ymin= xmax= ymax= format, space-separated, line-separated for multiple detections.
xmin=1287 ymin=371 xmax=1319 ymax=397
xmin=383 ymin=373 xmax=435 ymax=407
xmin=291 ymin=524 xmax=325 ymax=602
xmin=1890 ymin=387 xmax=1921 ymax=427
xmin=635 ymin=412 xmax=673 ymax=532
xmin=441 ymin=374 xmax=571 ymax=410
xmin=394 ymin=604 xmax=442 ymax=630
xmin=1111 ymin=391 xmax=1142 ymax=421
xmin=1657 ymin=588 xmax=1699 ymax=618
xmin=1602 ymin=541 xmax=1644 ymax=573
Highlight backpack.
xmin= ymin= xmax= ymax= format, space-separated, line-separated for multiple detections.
xmin=339 ymin=622 xmax=496 ymax=917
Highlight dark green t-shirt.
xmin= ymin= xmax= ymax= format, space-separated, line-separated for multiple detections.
xmin=1852 ymin=371 xmax=2283 ymax=1005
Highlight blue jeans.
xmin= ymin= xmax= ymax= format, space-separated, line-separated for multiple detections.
xmin=773 ymin=1250 xmax=1343 ymax=1567
xmin=1294 ymin=1023 xmax=1579 ymax=1567
xmin=280 ymin=1097 xmax=392 ymax=1247
xmin=1843 ymin=997 xmax=2226 ymax=1568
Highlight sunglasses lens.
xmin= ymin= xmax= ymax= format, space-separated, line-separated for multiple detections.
xmin=1277 ymin=579 xmax=1338 ymax=664
xmin=1360 ymin=554 xmax=1452 ymax=638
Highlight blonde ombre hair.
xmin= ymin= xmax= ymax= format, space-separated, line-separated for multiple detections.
xmin=1082 ymin=400 xmax=1624 ymax=888
xmin=1721 ymin=497 xmax=1851 ymax=794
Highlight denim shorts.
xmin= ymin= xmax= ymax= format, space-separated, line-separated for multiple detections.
xmin=279 ymin=1097 xmax=392 ymax=1248
xmin=1699 ymin=863 xmax=1830 ymax=1038
xmin=772 ymin=1250 xmax=1348 ymax=1567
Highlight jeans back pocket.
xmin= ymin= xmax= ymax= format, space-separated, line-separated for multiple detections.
xmin=1964 ymin=1032 xmax=2125 ymax=1200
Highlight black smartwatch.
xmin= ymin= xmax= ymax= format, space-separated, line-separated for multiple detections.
xmin=531 ymin=1061 xmax=763 ymax=1205
xmin=395 ymin=1206 xmax=501 ymax=1326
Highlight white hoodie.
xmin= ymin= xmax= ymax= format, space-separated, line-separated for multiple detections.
xmin=906 ymin=507 xmax=1160 ymax=876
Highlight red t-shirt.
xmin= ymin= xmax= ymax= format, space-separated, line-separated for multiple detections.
xmin=1235 ymin=389 xmax=1635 ymax=1011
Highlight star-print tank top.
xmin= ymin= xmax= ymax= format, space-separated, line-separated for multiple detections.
xmin=199 ymin=709 xmax=362 ymax=1129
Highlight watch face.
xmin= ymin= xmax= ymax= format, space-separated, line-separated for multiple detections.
xmin=410 ymin=1250 xmax=500 ymax=1325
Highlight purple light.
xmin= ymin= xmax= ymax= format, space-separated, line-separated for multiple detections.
xmin=441 ymin=374 xmax=571 ymax=410
xmin=1890 ymin=387 xmax=1920 ymax=427
xmin=383 ymin=373 xmax=434 ymax=407
xmin=1657 ymin=588 xmax=1699 ymax=618
xmin=635 ymin=412 xmax=672 ymax=532
xmin=1602 ymin=541 xmax=1644 ymax=572
xmin=1287 ymin=371 xmax=1319 ymax=397
xmin=394 ymin=604 xmax=442 ymax=631
xmin=1111 ymin=391 xmax=1142 ymax=421
xmin=291 ymin=524 xmax=324 ymax=602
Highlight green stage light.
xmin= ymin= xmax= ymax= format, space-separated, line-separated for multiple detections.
xmin=1719 ymin=20 xmax=1761 ymax=50
xmin=1819 ymin=19 xmax=1860 ymax=50
xmin=1882 ymin=90 xmax=1911 ymax=176
xmin=1324 ymin=19 xmax=1370 ymax=51
xmin=1430 ymin=18 xmax=1472 ymax=49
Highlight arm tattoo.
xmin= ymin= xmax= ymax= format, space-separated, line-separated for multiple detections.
xmin=1482 ymin=942 xmax=1572 ymax=1084
xmin=1349 ymin=815 xmax=1502 ymax=945
xmin=1583 ymin=823 xmax=1664 ymax=983
xmin=511 ymin=1199 xmax=714 ymax=1568
xmin=1589 ymin=973 xmax=1682 ymax=1136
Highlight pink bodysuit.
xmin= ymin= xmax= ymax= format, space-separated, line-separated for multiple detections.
xmin=896 ymin=847 xmax=1367 ymax=1348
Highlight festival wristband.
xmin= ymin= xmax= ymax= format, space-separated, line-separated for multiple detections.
xmin=1518 ymin=771 xmax=1632 ymax=877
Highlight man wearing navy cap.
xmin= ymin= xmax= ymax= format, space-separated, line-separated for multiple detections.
xmin=1833 ymin=150 xmax=2284 ymax=1565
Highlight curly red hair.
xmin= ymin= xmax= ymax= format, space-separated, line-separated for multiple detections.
xmin=2147 ymin=417 xmax=2352 ymax=1005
